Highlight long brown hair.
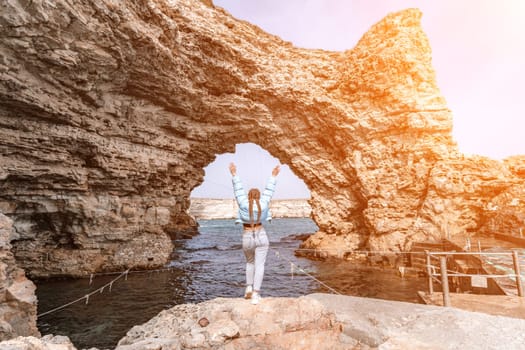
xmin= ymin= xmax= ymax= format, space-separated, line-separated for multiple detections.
xmin=248 ymin=188 xmax=261 ymax=228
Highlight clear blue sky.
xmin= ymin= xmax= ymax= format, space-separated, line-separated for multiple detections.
xmin=191 ymin=143 xmax=310 ymax=199
xmin=192 ymin=0 xmax=525 ymax=199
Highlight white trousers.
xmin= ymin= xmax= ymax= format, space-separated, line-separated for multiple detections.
xmin=242 ymin=226 xmax=269 ymax=291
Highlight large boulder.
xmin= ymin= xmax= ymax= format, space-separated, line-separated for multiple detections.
xmin=0 ymin=213 xmax=39 ymax=340
xmin=116 ymin=296 xmax=348 ymax=350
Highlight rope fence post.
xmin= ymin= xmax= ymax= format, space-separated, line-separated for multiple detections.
xmin=272 ymin=248 xmax=342 ymax=295
xmin=512 ymin=250 xmax=524 ymax=297
xmin=426 ymin=250 xmax=433 ymax=295
xmin=440 ymin=255 xmax=451 ymax=307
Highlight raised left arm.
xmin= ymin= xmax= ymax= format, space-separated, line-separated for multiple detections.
xmin=261 ymin=165 xmax=279 ymax=205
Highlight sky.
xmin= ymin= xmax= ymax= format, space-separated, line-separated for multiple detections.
xmin=191 ymin=143 xmax=310 ymax=199
xmin=192 ymin=0 xmax=525 ymax=199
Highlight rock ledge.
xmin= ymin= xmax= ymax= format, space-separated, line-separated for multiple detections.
xmin=3 ymin=294 xmax=525 ymax=349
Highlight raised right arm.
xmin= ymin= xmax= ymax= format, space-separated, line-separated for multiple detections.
xmin=232 ymin=175 xmax=248 ymax=207
xmin=230 ymin=162 xmax=248 ymax=208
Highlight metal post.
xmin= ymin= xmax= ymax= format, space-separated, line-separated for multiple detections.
xmin=440 ymin=256 xmax=451 ymax=307
xmin=426 ymin=250 xmax=433 ymax=295
xmin=478 ymin=241 xmax=481 ymax=257
xmin=512 ymin=251 xmax=524 ymax=297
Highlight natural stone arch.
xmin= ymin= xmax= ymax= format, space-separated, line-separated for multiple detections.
xmin=1 ymin=0 xmax=524 ymax=278
xmin=190 ymin=142 xmax=311 ymax=203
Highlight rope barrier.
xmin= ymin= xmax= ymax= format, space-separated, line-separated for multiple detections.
xmin=35 ymin=240 xmax=523 ymax=318
xmin=36 ymin=250 xmax=345 ymax=319
xmin=428 ymin=251 xmax=523 ymax=256
xmin=38 ymin=270 xmax=130 ymax=318
xmin=87 ymin=266 xmax=179 ymax=277
xmin=289 ymin=247 xmax=416 ymax=254
xmin=271 ymin=247 xmax=525 ymax=258
xmin=437 ymin=271 xmax=520 ymax=279
xmin=272 ymin=248 xmax=342 ymax=295
xmin=423 ymin=263 xmax=524 ymax=281
xmin=37 ymin=266 xmax=181 ymax=318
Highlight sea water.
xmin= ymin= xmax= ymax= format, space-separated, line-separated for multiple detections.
xmin=36 ymin=218 xmax=427 ymax=349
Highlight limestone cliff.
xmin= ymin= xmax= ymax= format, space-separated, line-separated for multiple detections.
xmin=189 ymin=198 xmax=311 ymax=220
xmin=0 ymin=213 xmax=39 ymax=340
xmin=0 ymin=0 xmax=524 ymax=278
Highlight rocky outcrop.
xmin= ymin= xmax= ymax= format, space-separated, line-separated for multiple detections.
xmin=113 ymin=294 xmax=525 ymax=350
xmin=116 ymin=295 xmax=345 ymax=350
xmin=0 ymin=213 xmax=39 ymax=340
xmin=478 ymin=156 xmax=525 ymax=237
xmin=189 ymin=198 xmax=311 ymax=220
xmin=3 ymin=294 xmax=525 ymax=349
xmin=1 ymin=0 xmax=524 ymax=277
xmin=0 ymin=335 xmax=76 ymax=350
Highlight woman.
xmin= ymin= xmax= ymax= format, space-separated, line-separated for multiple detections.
xmin=229 ymin=162 xmax=280 ymax=305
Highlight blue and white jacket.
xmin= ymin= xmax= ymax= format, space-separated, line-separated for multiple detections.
xmin=232 ymin=175 xmax=276 ymax=224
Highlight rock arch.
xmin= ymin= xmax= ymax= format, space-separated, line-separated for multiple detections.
xmin=1 ymin=0 xmax=523 ymax=277
xmin=190 ymin=142 xmax=311 ymax=201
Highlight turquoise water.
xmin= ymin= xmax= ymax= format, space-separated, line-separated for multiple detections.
xmin=35 ymin=218 xmax=427 ymax=349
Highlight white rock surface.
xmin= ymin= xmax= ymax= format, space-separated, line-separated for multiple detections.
xmin=114 ymin=294 xmax=525 ymax=350
xmin=3 ymin=294 xmax=525 ymax=349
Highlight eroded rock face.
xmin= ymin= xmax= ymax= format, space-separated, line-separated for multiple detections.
xmin=479 ymin=156 xmax=525 ymax=237
xmin=0 ymin=213 xmax=39 ymax=340
xmin=0 ymin=0 xmax=524 ymax=276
